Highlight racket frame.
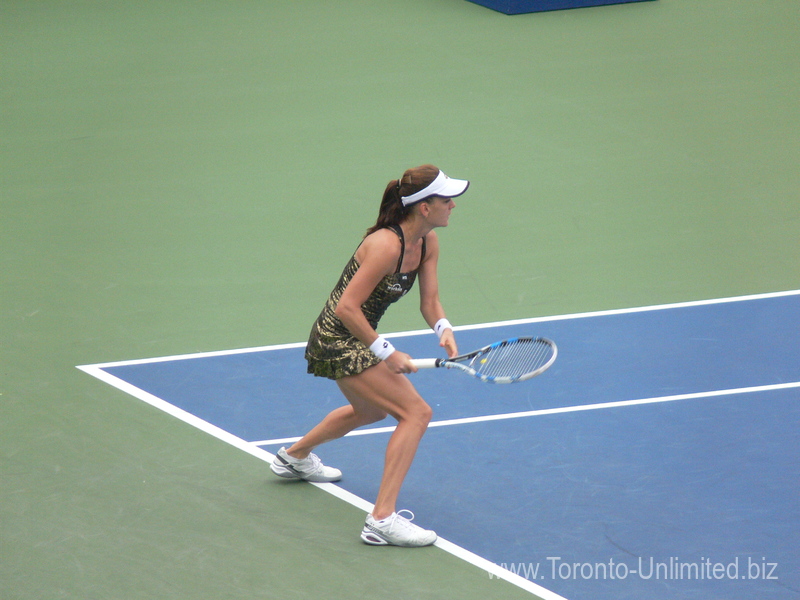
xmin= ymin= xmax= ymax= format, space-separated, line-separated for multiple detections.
xmin=412 ymin=336 xmax=557 ymax=384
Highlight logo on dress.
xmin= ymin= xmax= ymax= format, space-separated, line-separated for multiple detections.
xmin=389 ymin=274 xmax=410 ymax=296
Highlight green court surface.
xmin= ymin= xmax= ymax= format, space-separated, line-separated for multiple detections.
xmin=2 ymin=1 xmax=798 ymax=599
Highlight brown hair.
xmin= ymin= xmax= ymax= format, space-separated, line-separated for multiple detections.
xmin=365 ymin=164 xmax=440 ymax=236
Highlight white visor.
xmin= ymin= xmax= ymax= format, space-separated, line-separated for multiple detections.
xmin=400 ymin=170 xmax=470 ymax=206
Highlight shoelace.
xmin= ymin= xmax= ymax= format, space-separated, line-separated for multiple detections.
xmin=301 ymin=453 xmax=322 ymax=472
xmin=388 ymin=510 xmax=422 ymax=535
xmin=396 ymin=509 xmax=416 ymax=522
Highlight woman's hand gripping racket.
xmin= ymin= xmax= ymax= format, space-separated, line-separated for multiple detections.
xmin=411 ymin=337 xmax=557 ymax=384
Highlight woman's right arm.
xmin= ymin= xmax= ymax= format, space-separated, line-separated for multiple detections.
xmin=334 ymin=230 xmax=416 ymax=373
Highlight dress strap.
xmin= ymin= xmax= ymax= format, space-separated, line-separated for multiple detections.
xmin=386 ymin=224 xmax=405 ymax=273
xmin=386 ymin=225 xmax=427 ymax=273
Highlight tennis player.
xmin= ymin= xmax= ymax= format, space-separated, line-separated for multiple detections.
xmin=270 ymin=164 xmax=469 ymax=547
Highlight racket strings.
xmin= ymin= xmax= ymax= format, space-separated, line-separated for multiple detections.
xmin=473 ymin=338 xmax=554 ymax=381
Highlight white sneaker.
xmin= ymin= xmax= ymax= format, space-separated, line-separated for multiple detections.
xmin=270 ymin=447 xmax=342 ymax=483
xmin=361 ymin=510 xmax=437 ymax=547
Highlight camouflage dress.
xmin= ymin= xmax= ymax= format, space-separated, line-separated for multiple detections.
xmin=305 ymin=225 xmax=426 ymax=380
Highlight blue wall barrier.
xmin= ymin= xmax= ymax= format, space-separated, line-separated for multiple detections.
xmin=467 ymin=0 xmax=654 ymax=14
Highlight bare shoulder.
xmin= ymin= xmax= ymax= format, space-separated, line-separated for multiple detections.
xmin=356 ymin=228 xmax=401 ymax=268
xmin=362 ymin=228 xmax=401 ymax=253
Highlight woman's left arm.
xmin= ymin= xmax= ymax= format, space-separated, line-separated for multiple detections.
xmin=418 ymin=231 xmax=458 ymax=358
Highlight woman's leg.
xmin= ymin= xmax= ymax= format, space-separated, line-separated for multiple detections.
xmin=335 ymin=363 xmax=432 ymax=520
xmin=285 ymin=380 xmax=388 ymax=459
xmin=286 ymin=361 xmax=432 ymax=519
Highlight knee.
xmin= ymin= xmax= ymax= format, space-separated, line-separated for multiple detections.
xmin=410 ymin=399 xmax=433 ymax=429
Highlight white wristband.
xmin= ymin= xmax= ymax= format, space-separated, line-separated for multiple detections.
xmin=433 ymin=318 xmax=453 ymax=340
xmin=369 ymin=336 xmax=396 ymax=360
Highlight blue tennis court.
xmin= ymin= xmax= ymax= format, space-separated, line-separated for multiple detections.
xmin=79 ymin=291 xmax=800 ymax=600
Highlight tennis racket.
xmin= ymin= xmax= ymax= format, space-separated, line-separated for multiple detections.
xmin=411 ymin=336 xmax=557 ymax=384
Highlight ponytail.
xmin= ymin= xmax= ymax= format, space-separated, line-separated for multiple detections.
xmin=364 ymin=179 xmax=410 ymax=236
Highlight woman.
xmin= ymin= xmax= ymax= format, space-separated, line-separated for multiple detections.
xmin=270 ymin=164 xmax=469 ymax=547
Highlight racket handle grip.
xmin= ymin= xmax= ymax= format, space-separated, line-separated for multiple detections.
xmin=410 ymin=358 xmax=440 ymax=370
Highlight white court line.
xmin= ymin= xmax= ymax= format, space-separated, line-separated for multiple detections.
xmin=83 ymin=288 xmax=800 ymax=369
xmin=250 ymin=381 xmax=800 ymax=447
xmin=76 ymin=361 xmax=567 ymax=600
